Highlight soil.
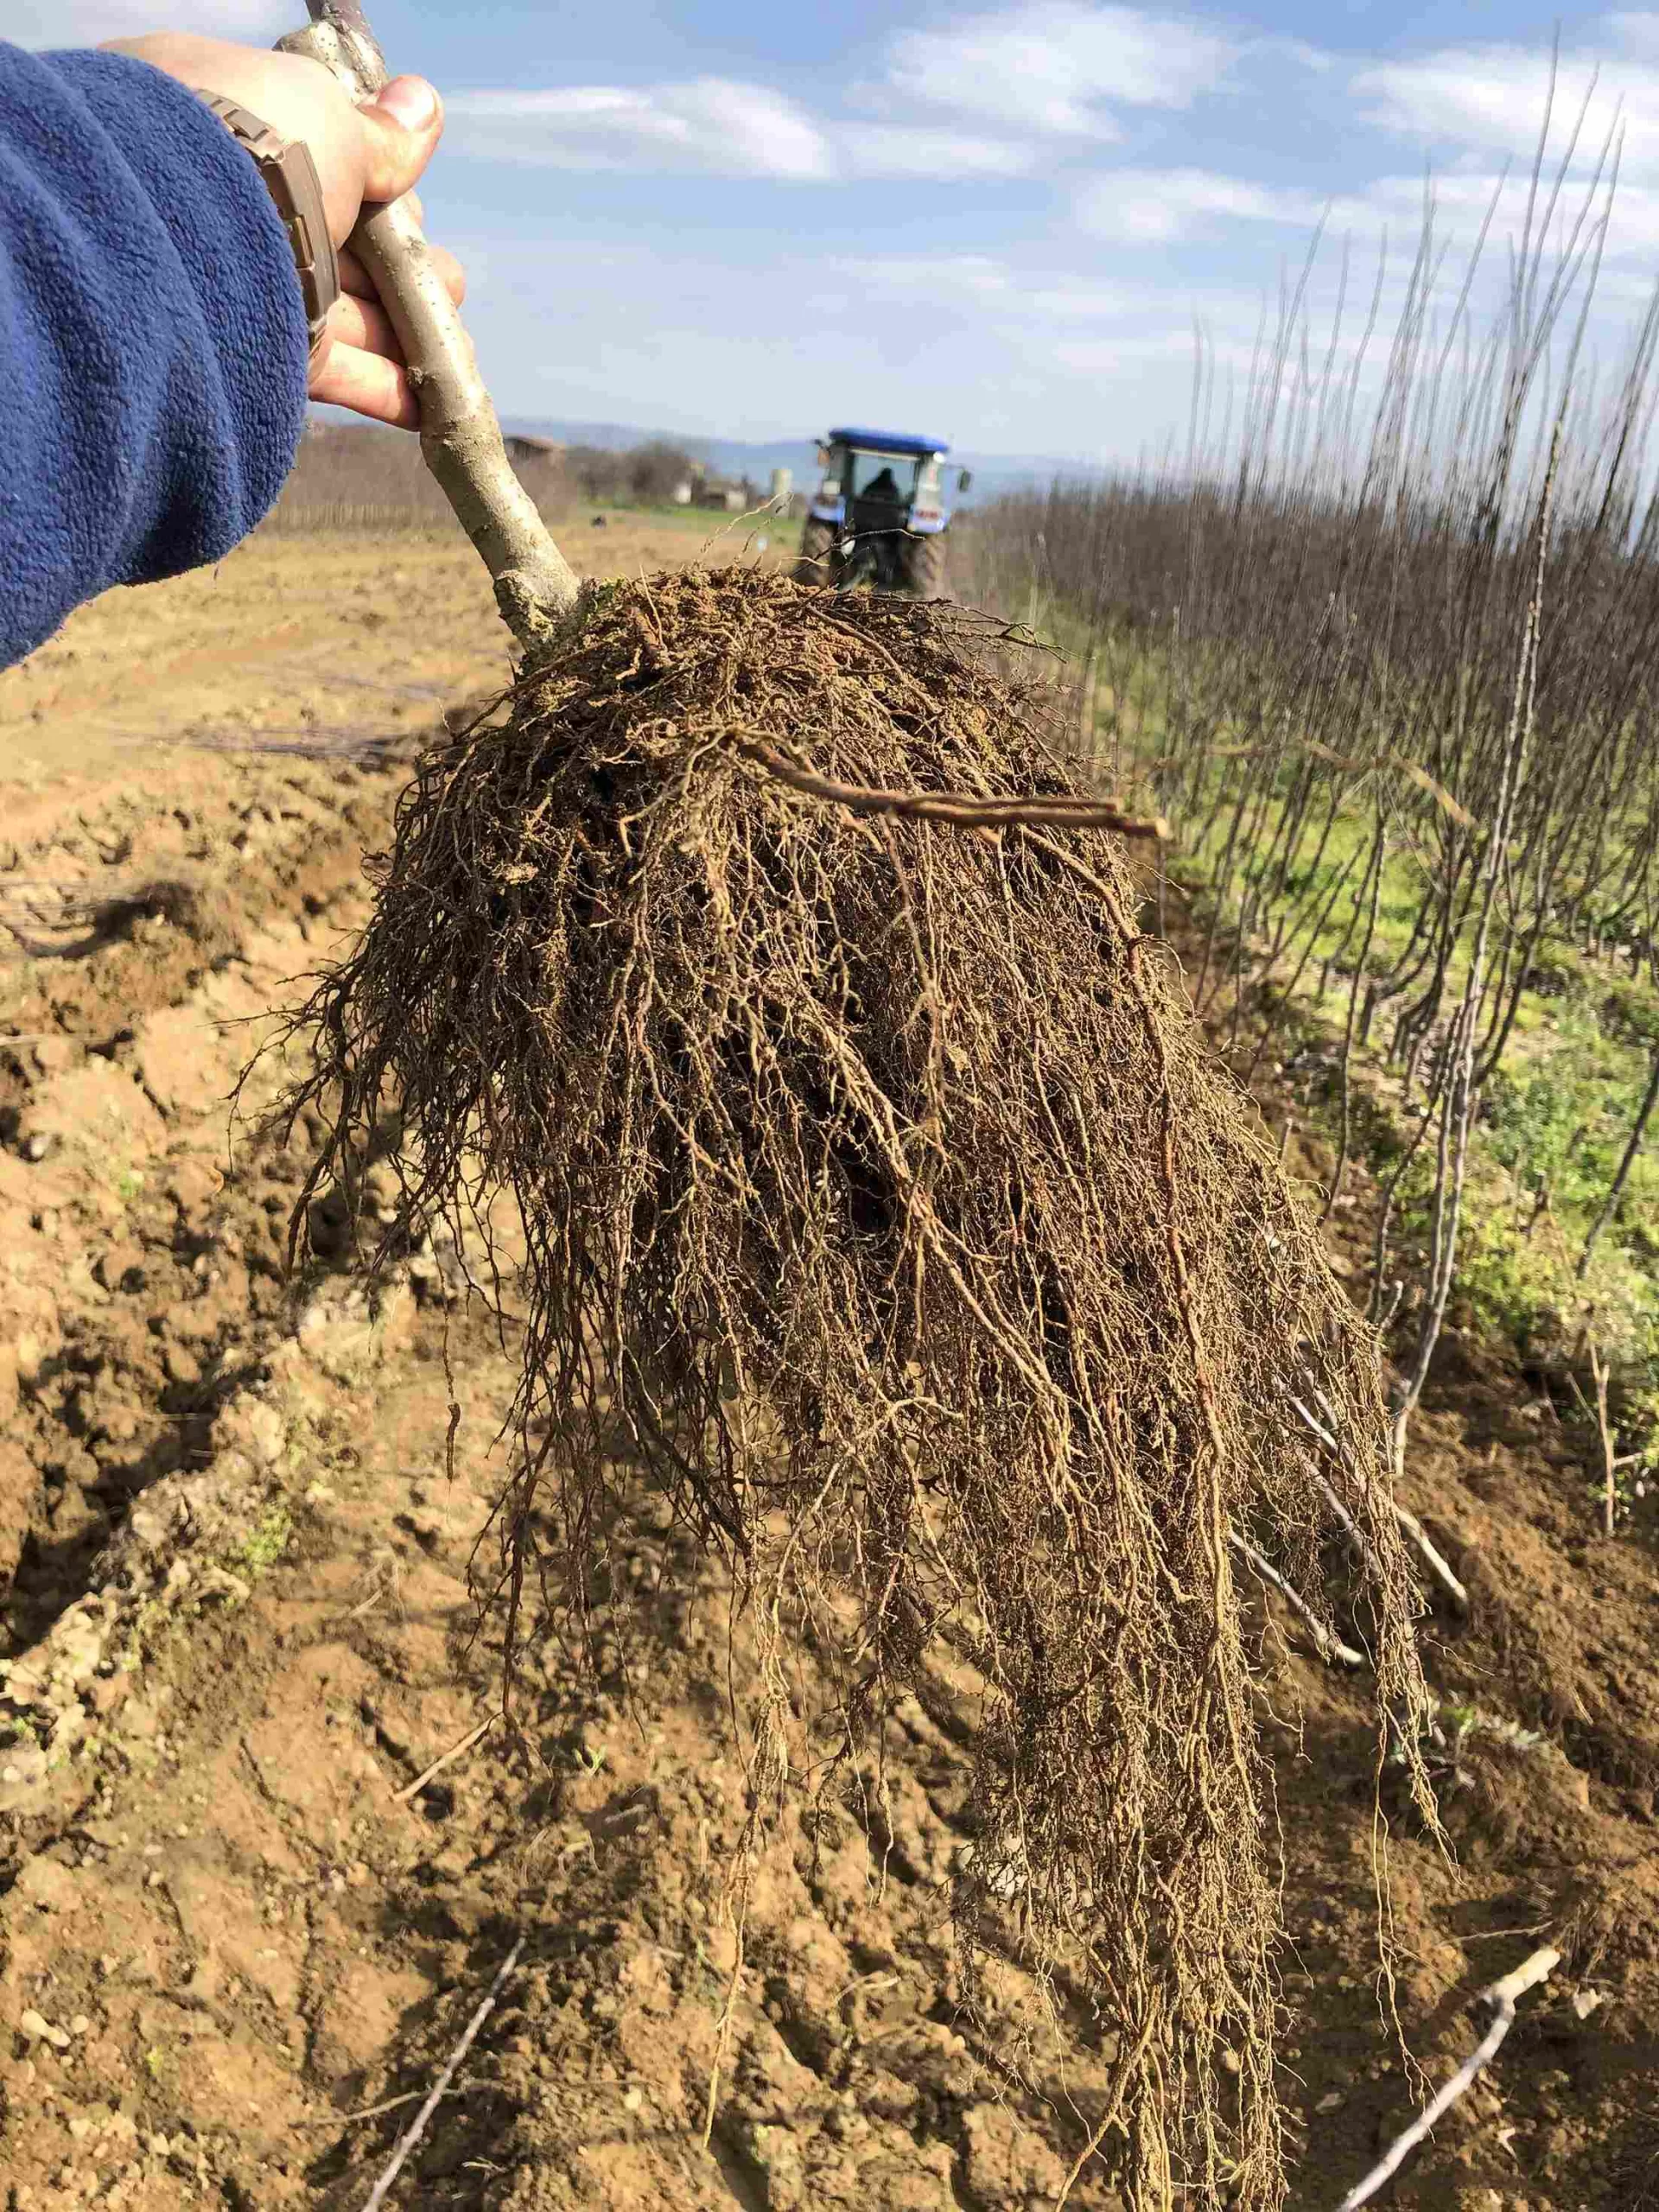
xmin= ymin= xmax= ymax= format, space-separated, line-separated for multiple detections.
xmin=2 ymin=518 xmax=1657 ymax=2212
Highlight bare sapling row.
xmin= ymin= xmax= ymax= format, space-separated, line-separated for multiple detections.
xmin=967 ymin=117 xmax=1659 ymax=1502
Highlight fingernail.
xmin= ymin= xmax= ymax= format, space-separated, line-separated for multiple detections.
xmin=377 ymin=75 xmax=440 ymax=133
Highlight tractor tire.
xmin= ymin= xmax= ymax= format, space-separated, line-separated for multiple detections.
xmin=901 ymin=530 xmax=948 ymax=600
xmin=795 ymin=517 xmax=837 ymax=584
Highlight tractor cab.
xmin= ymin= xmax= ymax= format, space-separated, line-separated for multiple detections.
xmin=799 ymin=429 xmax=972 ymax=596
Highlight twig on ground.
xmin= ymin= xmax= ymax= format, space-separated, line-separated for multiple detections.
xmin=1392 ymin=1501 xmax=1471 ymax=1614
xmin=360 ymin=1936 xmax=525 ymax=2211
xmin=1332 ymin=1944 xmax=1560 ymax=2211
xmin=1231 ymin=1533 xmax=1367 ymax=1668
xmin=295 ymin=2084 xmax=475 ymax=2126
xmin=1290 ymin=1394 xmax=1470 ymax=1612
xmin=167 ymin=727 xmax=411 ymax=761
xmin=276 ymin=657 xmax=454 ymax=704
xmin=392 ymin=1715 xmax=495 ymax=1805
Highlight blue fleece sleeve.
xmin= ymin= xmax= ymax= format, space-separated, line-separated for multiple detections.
xmin=0 ymin=44 xmax=308 ymax=669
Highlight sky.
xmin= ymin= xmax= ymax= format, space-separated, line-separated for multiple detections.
xmin=29 ymin=2 xmax=1659 ymax=461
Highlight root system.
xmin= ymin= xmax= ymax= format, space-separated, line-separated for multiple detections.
xmin=280 ymin=567 xmax=1432 ymax=2208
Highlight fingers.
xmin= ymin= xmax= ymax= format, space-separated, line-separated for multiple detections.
xmin=338 ymin=239 xmax=466 ymax=308
xmin=327 ymin=292 xmax=401 ymax=361
xmin=308 ymin=338 xmax=420 ymax=431
xmin=356 ymin=74 xmax=444 ymax=204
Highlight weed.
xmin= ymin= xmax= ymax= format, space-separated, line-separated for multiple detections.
xmin=226 ymin=1504 xmax=292 ymax=1580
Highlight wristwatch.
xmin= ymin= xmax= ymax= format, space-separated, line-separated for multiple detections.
xmin=193 ymin=92 xmax=340 ymax=364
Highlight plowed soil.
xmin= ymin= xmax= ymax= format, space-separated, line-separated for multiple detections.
xmin=3 ymin=517 xmax=1657 ymax=2212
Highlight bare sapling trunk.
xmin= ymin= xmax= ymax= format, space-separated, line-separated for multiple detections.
xmin=1389 ymin=427 xmax=1562 ymax=1478
xmin=277 ymin=2 xmax=579 ymax=640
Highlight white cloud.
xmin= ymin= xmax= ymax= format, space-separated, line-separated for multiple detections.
xmin=16 ymin=0 xmax=289 ymax=41
xmin=1076 ymin=167 xmax=1322 ymax=243
xmin=882 ymin=2 xmax=1238 ymax=136
xmin=1605 ymin=12 xmax=1659 ymax=61
xmin=447 ymin=81 xmax=834 ymax=180
xmin=449 ymin=84 xmax=1041 ymax=182
xmin=1030 ymin=282 xmax=1140 ymax=316
xmin=825 ymin=255 xmax=1141 ymax=326
xmin=1354 ymin=43 xmax=1659 ymax=178
xmin=1052 ymin=329 xmax=1207 ymax=372
xmin=1324 ymin=165 xmax=1659 ymax=271
xmin=826 ymin=254 xmax=1018 ymax=302
xmin=834 ymin=125 xmax=1038 ymax=178
xmin=1072 ymin=156 xmax=1656 ymax=268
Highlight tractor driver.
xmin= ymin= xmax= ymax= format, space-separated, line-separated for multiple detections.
xmin=860 ymin=466 xmax=903 ymax=519
xmin=0 ymin=29 xmax=461 ymax=671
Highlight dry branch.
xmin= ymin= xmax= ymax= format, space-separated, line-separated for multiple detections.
xmin=734 ymin=734 xmax=1170 ymax=837
xmin=391 ymin=1714 xmax=495 ymax=1805
xmin=1289 ymin=1395 xmax=1470 ymax=1612
xmin=1231 ymin=1534 xmax=1367 ymax=1669
xmin=1332 ymin=1945 xmax=1560 ymax=2211
xmin=359 ymin=1935 xmax=524 ymax=2211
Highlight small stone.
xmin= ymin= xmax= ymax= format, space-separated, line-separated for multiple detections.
xmin=68 ymin=2015 xmax=90 ymax=2037
xmin=68 ymin=2116 xmax=91 ymax=2139
xmin=16 ymin=1856 xmax=80 ymax=1913
xmin=148 ymin=2133 xmax=170 ymax=2157
xmin=94 ymin=1243 xmax=145 ymax=1294
xmin=247 ymin=1402 xmax=287 ymax=1465
xmin=1315 ymin=2090 xmax=1344 ymax=2113
xmin=622 ymin=2086 xmax=645 ymax=2113
xmin=23 ymin=1130 xmax=54 ymax=1163
xmin=19 ymin=2007 xmax=53 ymax=2040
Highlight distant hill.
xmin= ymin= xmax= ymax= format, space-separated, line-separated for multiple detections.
xmin=303 ymin=404 xmax=1111 ymax=504
xmin=500 ymin=417 xmax=1105 ymax=504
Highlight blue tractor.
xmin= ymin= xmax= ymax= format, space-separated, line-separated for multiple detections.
xmin=795 ymin=428 xmax=972 ymax=598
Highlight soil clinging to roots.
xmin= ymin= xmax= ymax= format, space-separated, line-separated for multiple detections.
xmin=281 ymin=566 xmax=1432 ymax=2209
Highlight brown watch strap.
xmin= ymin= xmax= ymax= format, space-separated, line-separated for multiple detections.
xmin=193 ymin=92 xmax=340 ymax=364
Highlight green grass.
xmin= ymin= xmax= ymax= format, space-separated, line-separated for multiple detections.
xmin=1065 ymin=616 xmax=1659 ymax=1457
xmin=582 ymin=499 xmax=779 ymax=531
xmin=225 ymin=1503 xmax=294 ymax=1580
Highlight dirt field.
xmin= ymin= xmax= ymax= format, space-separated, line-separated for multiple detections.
xmin=3 ymin=515 xmax=1658 ymax=2212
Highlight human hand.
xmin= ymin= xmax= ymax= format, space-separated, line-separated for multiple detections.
xmin=101 ymin=32 xmax=464 ymax=429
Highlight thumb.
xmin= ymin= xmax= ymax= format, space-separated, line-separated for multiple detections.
xmin=356 ymin=74 xmax=444 ymax=204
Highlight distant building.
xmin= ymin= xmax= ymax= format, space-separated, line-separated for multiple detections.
xmin=675 ymin=461 xmax=749 ymax=512
xmin=503 ymin=434 xmax=566 ymax=510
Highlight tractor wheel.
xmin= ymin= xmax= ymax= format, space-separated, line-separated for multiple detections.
xmin=795 ymin=518 xmax=837 ymax=584
xmin=902 ymin=531 xmax=948 ymax=600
